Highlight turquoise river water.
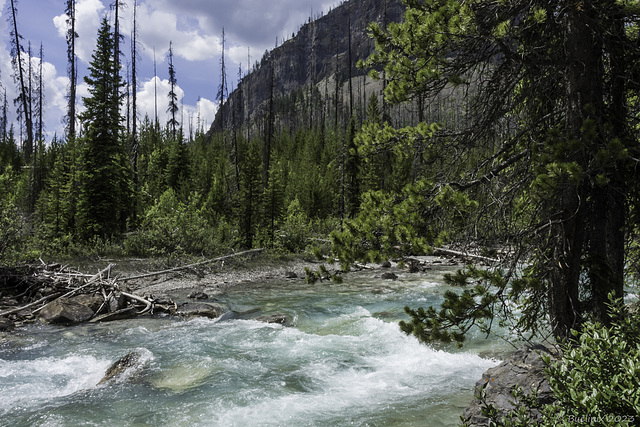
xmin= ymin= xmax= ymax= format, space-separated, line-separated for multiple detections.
xmin=0 ymin=266 xmax=505 ymax=426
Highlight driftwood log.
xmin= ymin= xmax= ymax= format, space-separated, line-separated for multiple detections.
xmin=0 ymin=249 xmax=264 ymax=327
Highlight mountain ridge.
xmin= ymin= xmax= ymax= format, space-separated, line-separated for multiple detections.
xmin=207 ymin=0 xmax=404 ymax=137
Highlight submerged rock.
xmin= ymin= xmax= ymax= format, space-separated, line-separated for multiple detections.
xmin=381 ymin=272 xmax=398 ymax=280
xmin=150 ymin=363 xmax=214 ymax=392
xmin=97 ymin=349 xmax=151 ymax=386
xmin=39 ymin=298 xmax=95 ymax=325
xmin=461 ymin=345 xmax=558 ymax=426
xmin=255 ymin=314 xmax=290 ymax=325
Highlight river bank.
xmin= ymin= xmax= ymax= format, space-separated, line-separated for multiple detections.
xmin=0 ymin=249 xmax=465 ymax=331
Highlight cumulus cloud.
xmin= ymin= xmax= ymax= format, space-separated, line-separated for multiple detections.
xmin=127 ymin=2 xmax=220 ymax=63
xmin=53 ymin=0 xmax=105 ymax=63
xmin=135 ymin=76 xmax=216 ymax=133
xmin=150 ymin=0 xmax=338 ymax=55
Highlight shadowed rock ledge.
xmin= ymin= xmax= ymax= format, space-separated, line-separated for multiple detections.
xmin=461 ymin=345 xmax=560 ymax=426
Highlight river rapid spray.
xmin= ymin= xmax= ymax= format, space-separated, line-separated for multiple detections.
xmin=0 ymin=267 xmax=503 ymax=426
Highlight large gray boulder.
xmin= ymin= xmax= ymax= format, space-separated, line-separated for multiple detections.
xmin=71 ymin=294 xmax=104 ymax=312
xmin=461 ymin=345 xmax=558 ymax=426
xmin=39 ymin=298 xmax=95 ymax=324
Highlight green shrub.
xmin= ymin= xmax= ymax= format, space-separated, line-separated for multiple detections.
xmin=124 ymin=189 xmax=218 ymax=256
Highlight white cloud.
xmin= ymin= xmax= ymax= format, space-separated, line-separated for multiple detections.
xmin=136 ymin=76 xmax=175 ymax=125
xmin=53 ymin=0 xmax=105 ymax=63
xmin=149 ymin=0 xmax=339 ymax=53
xmin=135 ymin=76 xmax=215 ymax=133
xmin=121 ymin=1 xmax=220 ymax=64
xmin=194 ymin=97 xmax=216 ymax=130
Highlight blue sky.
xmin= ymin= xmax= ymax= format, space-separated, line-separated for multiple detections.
xmin=0 ymin=0 xmax=338 ymax=141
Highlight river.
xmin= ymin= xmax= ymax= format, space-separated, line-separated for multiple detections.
xmin=0 ymin=266 xmax=504 ymax=426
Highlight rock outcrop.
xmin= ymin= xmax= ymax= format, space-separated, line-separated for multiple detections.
xmin=461 ymin=345 xmax=559 ymax=426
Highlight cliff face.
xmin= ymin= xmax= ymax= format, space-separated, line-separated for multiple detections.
xmin=208 ymin=0 xmax=404 ymax=135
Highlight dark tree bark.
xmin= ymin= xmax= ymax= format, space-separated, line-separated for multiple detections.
xmin=65 ymin=0 xmax=77 ymax=142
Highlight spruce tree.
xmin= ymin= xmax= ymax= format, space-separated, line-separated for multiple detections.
xmin=77 ymin=16 xmax=130 ymax=239
xmin=167 ymin=41 xmax=179 ymax=139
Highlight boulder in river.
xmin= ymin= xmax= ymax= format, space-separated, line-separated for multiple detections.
xmin=38 ymin=298 xmax=95 ymax=324
xmin=255 ymin=314 xmax=290 ymax=325
xmin=176 ymin=302 xmax=226 ymax=319
xmin=108 ymin=293 xmax=127 ymax=312
xmin=381 ymin=272 xmax=398 ymax=280
xmin=461 ymin=345 xmax=558 ymax=426
xmin=97 ymin=349 xmax=151 ymax=385
xmin=71 ymin=294 xmax=104 ymax=312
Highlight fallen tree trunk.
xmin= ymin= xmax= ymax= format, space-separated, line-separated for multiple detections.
xmin=121 ymin=291 xmax=153 ymax=315
xmin=118 ymin=248 xmax=264 ymax=282
xmin=432 ymin=247 xmax=500 ymax=264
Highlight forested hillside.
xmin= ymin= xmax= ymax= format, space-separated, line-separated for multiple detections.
xmin=0 ymin=0 xmax=420 ymax=260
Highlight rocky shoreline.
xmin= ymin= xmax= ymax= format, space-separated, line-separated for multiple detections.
xmin=0 ymin=250 xmax=462 ymax=330
xmin=460 ymin=344 xmax=560 ymax=426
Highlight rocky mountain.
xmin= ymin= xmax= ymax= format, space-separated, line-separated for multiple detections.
xmin=207 ymin=0 xmax=404 ymax=136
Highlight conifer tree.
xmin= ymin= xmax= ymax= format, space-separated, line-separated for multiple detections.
xmin=236 ymin=139 xmax=263 ymax=248
xmin=217 ymin=28 xmax=228 ymax=132
xmin=352 ymin=0 xmax=640 ymax=341
xmin=167 ymin=41 xmax=179 ymax=139
xmin=36 ymin=43 xmax=44 ymax=144
xmin=0 ymin=77 xmax=7 ymax=141
xmin=130 ymin=0 xmax=139 ymax=217
xmin=77 ymin=16 xmax=130 ymax=238
xmin=261 ymin=159 xmax=286 ymax=246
